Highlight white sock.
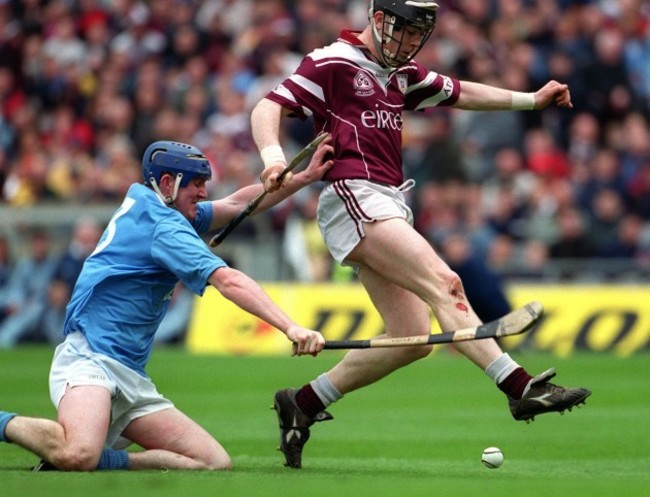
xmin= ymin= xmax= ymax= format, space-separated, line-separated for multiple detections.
xmin=485 ymin=353 xmax=520 ymax=384
xmin=310 ymin=373 xmax=343 ymax=407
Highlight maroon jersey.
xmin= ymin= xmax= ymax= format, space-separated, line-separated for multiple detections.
xmin=266 ymin=29 xmax=460 ymax=186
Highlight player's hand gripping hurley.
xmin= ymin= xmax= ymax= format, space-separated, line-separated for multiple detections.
xmin=321 ymin=301 xmax=543 ymax=350
xmin=209 ymin=133 xmax=328 ymax=247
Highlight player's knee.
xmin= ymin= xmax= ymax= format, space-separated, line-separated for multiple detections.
xmin=440 ymin=272 xmax=468 ymax=302
xmin=425 ymin=266 xmax=464 ymax=303
xmin=404 ymin=343 xmax=433 ymax=362
xmin=389 ymin=338 xmax=432 ymax=364
xmin=195 ymin=445 xmax=232 ymax=470
xmin=52 ymin=446 xmax=101 ymax=471
xmin=211 ymin=457 xmax=233 ymax=471
xmin=203 ymin=453 xmax=232 ymax=471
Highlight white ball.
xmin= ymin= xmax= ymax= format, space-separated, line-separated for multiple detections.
xmin=481 ymin=447 xmax=504 ymax=468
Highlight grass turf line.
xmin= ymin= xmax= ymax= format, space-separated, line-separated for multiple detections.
xmin=0 ymin=346 xmax=648 ymax=497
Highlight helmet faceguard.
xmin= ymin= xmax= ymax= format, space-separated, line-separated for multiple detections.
xmin=142 ymin=141 xmax=212 ymax=205
xmin=369 ymin=0 xmax=438 ymax=68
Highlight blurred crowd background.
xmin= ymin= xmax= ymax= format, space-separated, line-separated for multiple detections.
xmin=1 ymin=0 xmax=650 ymax=346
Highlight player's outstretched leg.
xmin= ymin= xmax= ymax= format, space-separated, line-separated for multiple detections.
xmin=508 ymin=368 xmax=591 ymax=423
xmin=273 ymin=389 xmax=333 ymax=468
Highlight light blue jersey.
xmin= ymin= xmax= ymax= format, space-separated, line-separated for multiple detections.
xmin=64 ymin=184 xmax=226 ymax=376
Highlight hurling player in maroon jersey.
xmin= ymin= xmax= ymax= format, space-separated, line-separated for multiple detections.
xmin=251 ymin=0 xmax=591 ymax=469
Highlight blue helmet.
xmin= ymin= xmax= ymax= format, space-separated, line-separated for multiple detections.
xmin=142 ymin=141 xmax=212 ymax=188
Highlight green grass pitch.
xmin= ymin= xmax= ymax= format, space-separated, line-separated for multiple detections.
xmin=1 ymin=346 xmax=648 ymax=497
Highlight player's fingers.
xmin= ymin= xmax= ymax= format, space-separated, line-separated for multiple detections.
xmin=278 ymin=171 xmax=293 ymax=188
xmin=310 ymin=341 xmax=323 ymax=357
xmin=264 ymin=175 xmax=281 ymax=193
xmin=291 ymin=342 xmax=298 ymax=357
xmin=557 ymin=87 xmax=571 ymax=104
xmin=293 ymin=336 xmax=309 ymax=356
xmin=308 ymin=334 xmax=325 ymax=356
xmin=261 ymin=164 xmax=285 ymax=192
xmin=305 ymin=337 xmax=317 ymax=356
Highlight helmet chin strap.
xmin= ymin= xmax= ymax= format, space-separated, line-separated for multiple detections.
xmin=370 ymin=12 xmax=389 ymax=67
xmin=150 ymin=173 xmax=183 ymax=206
xmin=369 ymin=9 xmax=402 ymax=68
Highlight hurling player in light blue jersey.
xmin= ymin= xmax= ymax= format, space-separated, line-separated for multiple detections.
xmin=0 ymin=137 xmax=333 ymax=472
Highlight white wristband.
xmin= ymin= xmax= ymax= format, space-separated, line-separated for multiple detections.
xmin=260 ymin=145 xmax=287 ymax=168
xmin=511 ymin=92 xmax=535 ymax=111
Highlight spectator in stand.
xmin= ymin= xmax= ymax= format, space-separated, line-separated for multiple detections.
xmin=627 ymin=159 xmax=650 ymax=220
xmin=0 ymin=148 xmax=9 ymax=198
xmin=619 ymin=112 xmax=650 ymax=188
xmin=525 ymin=176 xmax=576 ymax=245
xmin=282 ymin=185 xmax=334 ymax=282
xmin=481 ymin=147 xmax=536 ymax=225
xmin=43 ymin=105 xmax=96 ymax=202
xmin=38 ymin=278 xmax=70 ymax=346
xmin=41 ymin=13 xmax=87 ymax=72
xmin=109 ymin=3 xmax=166 ymax=67
xmin=0 ymin=228 xmax=57 ymax=348
xmin=549 ymin=206 xmax=592 ymax=260
xmin=129 ymin=57 xmax=166 ymax=157
xmin=581 ymin=27 xmax=635 ymax=123
xmin=516 ymin=240 xmax=550 ymax=281
xmin=484 ymin=186 xmax=528 ymax=241
xmin=2 ymin=125 xmax=50 ymax=205
xmin=52 ymin=217 xmax=102 ymax=294
xmin=487 ymin=234 xmax=517 ymax=277
xmin=245 ymin=46 xmax=301 ymax=113
xmin=153 ymin=283 xmax=195 ymax=345
xmin=0 ymin=66 xmax=25 ymax=141
xmin=595 ymin=213 xmax=645 ymax=259
xmin=566 ymin=112 xmax=601 ymax=172
xmin=586 ymin=188 xmax=627 ymax=255
xmin=438 ymin=232 xmax=511 ymax=324
xmin=0 ymin=0 xmax=647 ymax=284
xmin=76 ymin=1 xmax=112 ymax=75
xmin=0 ymin=233 xmax=12 ymax=322
xmin=455 ymin=73 xmax=527 ymax=182
xmin=621 ymin=10 xmax=650 ymax=117
xmin=576 ymin=148 xmax=628 ymax=213
xmin=403 ymin=110 xmax=468 ymax=186
xmin=91 ymin=134 xmax=141 ymax=201
xmin=461 ymin=185 xmax=498 ymax=261
xmin=206 ymin=84 xmax=253 ymax=152
xmin=524 ymin=128 xmax=570 ymax=180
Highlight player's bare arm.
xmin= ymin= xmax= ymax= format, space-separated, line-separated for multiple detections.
xmin=207 ymin=136 xmax=333 ymax=231
xmin=251 ymin=99 xmax=294 ymax=193
xmin=454 ymin=80 xmax=573 ymax=111
xmin=207 ymin=266 xmax=325 ymax=356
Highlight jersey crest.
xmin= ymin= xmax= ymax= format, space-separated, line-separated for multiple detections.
xmin=396 ymin=74 xmax=408 ymax=94
xmin=354 ymin=70 xmax=375 ymax=97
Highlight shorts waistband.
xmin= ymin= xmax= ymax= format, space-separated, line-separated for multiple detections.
xmin=326 ymin=178 xmax=416 ymax=192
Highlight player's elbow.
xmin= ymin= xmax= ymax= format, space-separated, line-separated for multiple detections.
xmin=251 ymin=97 xmax=282 ymax=121
xmin=209 ymin=267 xmax=246 ymax=297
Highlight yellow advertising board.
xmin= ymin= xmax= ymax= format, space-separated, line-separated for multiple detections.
xmin=504 ymin=285 xmax=650 ymax=357
xmin=187 ymin=283 xmax=383 ymax=356
xmin=187 ymin=284 xmax=650 ymax=356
